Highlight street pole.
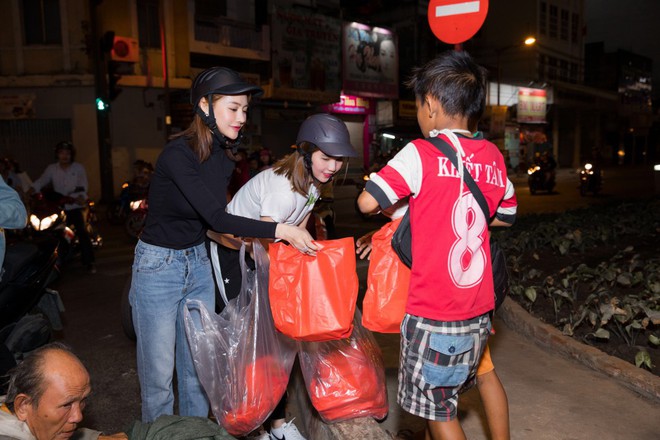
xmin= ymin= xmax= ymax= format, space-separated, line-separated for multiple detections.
xmin=89 ymin=0 xmax=114 ymax=204
xmin=496 ymin=49 xmax=501 ymax=106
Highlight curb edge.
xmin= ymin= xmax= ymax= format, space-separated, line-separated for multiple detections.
xmin=498 ymin=297 xmax=660 ymax=403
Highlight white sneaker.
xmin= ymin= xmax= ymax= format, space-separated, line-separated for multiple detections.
xmin=269 ymin=418 xmax=306 ymax=440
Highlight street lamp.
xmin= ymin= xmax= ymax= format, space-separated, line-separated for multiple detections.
xmin=496 ymin=36 xmax=536 ymax=106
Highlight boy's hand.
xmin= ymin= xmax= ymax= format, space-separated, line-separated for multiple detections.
xmin=356 ymin=230 xmax=376 ymax=260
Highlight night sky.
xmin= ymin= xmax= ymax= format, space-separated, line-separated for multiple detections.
xmin=584 ymin=0 xmax=660 ymax=97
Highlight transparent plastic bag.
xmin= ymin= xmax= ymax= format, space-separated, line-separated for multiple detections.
xmin=298 ymin=311 xmax=389 ymax=423
xmin=184 ymin=242 xmax=297 ymax=437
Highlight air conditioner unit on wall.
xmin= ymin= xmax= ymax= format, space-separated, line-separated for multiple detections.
xmin=111 ymin=36 xmax=139 ymax=63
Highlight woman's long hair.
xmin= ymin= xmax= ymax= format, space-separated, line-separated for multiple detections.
xmin=272 ymin=142 xmax=320 ymax=197
xmin=170 ymin=94 xmax=222 ymax=162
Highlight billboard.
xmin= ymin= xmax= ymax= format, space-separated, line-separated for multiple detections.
xmin=270 ymin=7 xmax=342 ymax=103
xmin=342 ymin=23 xmax=399 ymax=99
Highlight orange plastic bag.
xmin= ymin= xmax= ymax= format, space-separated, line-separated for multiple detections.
xmin=299 ymin=313 xmax=388 ymax=423
xmin=362 ymin=218 xmax=410 ymax=333
xmin=269 ymin=238 xmax=358 ymax=341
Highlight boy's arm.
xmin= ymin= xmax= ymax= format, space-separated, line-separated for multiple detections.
xmin=357 ymin=190 xmax=380 ymax=214
xmin=492 ymin=177 xmax=517 ymax=227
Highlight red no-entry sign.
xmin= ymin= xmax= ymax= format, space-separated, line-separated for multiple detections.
xmin=427 ymin=0 xmax=489 ymax=44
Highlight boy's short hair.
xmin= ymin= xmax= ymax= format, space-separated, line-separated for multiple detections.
xmin=406 ymin=50 xmax=487 ymax=128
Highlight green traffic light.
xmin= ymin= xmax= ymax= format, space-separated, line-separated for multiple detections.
xmin=96 ymin=97 xmax=109 ymax=111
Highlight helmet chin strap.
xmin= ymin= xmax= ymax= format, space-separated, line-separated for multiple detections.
xmin=197 ymin=97 xmax=243 ymax=153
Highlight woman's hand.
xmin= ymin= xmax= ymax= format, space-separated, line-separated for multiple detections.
xmin=275 ymin=223 xmax=318 ymax=256
xmin=356 ymin=230 xmax=376 ymax=260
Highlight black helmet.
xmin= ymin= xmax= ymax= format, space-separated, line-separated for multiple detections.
xmin=190 ymin=67 xmax=263 ymax=109
xmin=296 ymin=114 xmax=357 ymax=158
xmin=55 ymin=141 xmax=76 ymax=160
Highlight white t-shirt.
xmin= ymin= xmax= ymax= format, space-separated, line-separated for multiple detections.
xmin=227 ymin=168 xmax=319 ymax=226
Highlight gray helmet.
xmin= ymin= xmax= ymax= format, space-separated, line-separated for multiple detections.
xmin=296 ymin=114 xmax=357 ymax=158
xmin=190 ymin=67 xmax=263 ymax=109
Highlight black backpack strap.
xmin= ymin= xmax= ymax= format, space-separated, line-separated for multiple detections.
xmin=425 ymin=136 xmax=491 ymax=222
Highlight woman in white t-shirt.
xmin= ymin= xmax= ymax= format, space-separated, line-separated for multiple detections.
xmin=207 ymin=113 xmax=356 ymax=440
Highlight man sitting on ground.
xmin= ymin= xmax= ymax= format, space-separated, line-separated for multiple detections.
xmin=0 ymin=342 xmax=127 ymax=440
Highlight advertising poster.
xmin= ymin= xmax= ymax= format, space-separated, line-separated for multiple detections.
xmin=342 ymin=23 xmax=398 ymax=99
xmin=271 ymin=7 xmax=341 ymax=102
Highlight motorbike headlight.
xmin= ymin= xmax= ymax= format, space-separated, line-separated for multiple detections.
xmin=130 ymin=199 xmax=145 ymax=210
xmin=30 ymin=214 xmax=41 ymax=230
xmin=584 ymin=163 xmax=593 ymax=170
xmin=31 ymin=213 xmax=59 ymax=231
xmin=527 ymin=166 xmax=539 ymax=175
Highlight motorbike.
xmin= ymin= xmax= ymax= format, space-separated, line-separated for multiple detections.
xmin=124 ymin=196 xmax=148 ymax=239
xmin=579 ymin=162 xmax=603 ymax=196
xmin=28 ymin=191 xmax=102 ymax=268
xmin=0 ymin=232 xmax=63 ymax=390
xmin=527 ymin=161 xmax=556 ymax=194
xmin=106 ymin=181 xmax=149 ymax=226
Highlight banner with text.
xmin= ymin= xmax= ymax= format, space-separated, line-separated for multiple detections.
xmin=517 ymin=88 xmax=547 ymax=123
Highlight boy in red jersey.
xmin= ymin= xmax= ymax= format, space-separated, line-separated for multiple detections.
xmin=357 ymin=50 xmax=517 ymax=440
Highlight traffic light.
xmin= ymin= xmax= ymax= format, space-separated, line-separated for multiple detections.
xmin=96 ymin=97 xmax=109 ymax=111
xmin=108 ymin=60 xmax=122 ymax=101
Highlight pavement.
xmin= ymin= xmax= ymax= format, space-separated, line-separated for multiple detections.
xmin=367 ymin=300 xmax=660 ymax=440
xmin=289 ymin=278 xmax=660 ymax=440
xmin=289 ymin=176 xmax=660 ymax=439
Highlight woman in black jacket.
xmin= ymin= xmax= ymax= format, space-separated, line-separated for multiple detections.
xmin=129 ymin=67 xmax=317 ymax=423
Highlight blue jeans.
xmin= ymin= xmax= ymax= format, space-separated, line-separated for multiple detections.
xmin=129 ymin=240 xmax=213 ymax=422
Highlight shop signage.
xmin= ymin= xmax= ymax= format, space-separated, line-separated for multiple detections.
xmin=0 ymin=94 xmax=35 ymax=119
xmin=342 ymin=23 xmax=399 ymax=99
xmin=322 ymin=94 xmax=374 ymax=115
xmin=517 ymin=88 xmax=547 ymax=123
xmin=427 ymin=0 xmax=489 ymax=44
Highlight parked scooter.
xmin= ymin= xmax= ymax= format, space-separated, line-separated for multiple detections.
xmin=578 ymin=162 xmax=603 ymax=196
xmin=0 ymin=232 xmax=63 ymax=389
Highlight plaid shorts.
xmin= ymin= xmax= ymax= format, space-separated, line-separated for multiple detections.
xmin=397 ymin=313 xmax=491 ymax=421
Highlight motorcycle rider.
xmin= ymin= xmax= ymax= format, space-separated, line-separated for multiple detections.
xmin=30 ymin=142 xmax=96 ymax=274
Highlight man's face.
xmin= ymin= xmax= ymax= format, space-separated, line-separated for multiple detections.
xmin=57 ymin=149 xmax=72 ymax=165
xmin=19 ymin=353 xmax=91 ymax=440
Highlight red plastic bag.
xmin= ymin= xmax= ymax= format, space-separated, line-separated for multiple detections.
xmin=362 ymin=218 xmax=410 ymax=333
xmin=221 ymin=356 xmax=290 ymax=433
xmin=269 ymin=238 xmax=358 ymax=341
xmin=184 ymin=243 xmax=297 ymax=437
xmin=299 ymin=312 xmax=388 ymax=423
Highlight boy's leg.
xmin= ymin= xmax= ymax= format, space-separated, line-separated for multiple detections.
xmin=425 ymin=420 xmax=466 ymax=440
xmin=476 ymin=345 xmax=510 ymax=440
xmin=398 ymin=314 xmax=490 ymax=440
